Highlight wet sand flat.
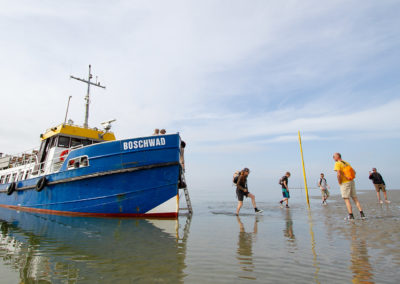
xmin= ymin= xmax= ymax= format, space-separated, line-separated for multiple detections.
xmin=0 ymin=190 xmax=399 ymax=283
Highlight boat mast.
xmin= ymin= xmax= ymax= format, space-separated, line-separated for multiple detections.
xmin=70 ymin=65 xmax=106 ymax=128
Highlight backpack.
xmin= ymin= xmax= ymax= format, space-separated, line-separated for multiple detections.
xmin=233 ymin=171 xmax=241 ymax=184
xmin=341 ymin=161 xmax=356 ymax=180
xmin=279 ymin=176 xmax=286 ymax=185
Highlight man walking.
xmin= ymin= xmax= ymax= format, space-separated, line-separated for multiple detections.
xmin=279 ymin=172 xmax=291 ymax=208
xmin=333 ymin=153 xmax=366 ymax=220
xmin=318 ymin=173 xmax=330 ymax=205
xmin=369 ymin=168 xmax=390 ymax=204
xmin=236 ymin=168 xmax=263 ymax=215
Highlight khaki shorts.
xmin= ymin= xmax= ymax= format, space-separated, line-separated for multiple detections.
xmin=374 ymin=184 xmax=386 ymax=192
xmin=321 ymin=188 xmax=330 ymax=198
xmin=340 ymin=180 xmax=357 ymax=199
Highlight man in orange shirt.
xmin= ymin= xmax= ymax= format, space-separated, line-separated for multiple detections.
xmin=333 ymin=153 xmax=365 ymax=220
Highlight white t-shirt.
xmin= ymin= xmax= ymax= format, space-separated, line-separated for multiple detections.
xmin=319 ymin=178 xmax=328 ymax=189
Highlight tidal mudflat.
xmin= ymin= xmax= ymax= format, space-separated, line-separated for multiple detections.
xmin=0 ymin=190 xmax=398 ymax=283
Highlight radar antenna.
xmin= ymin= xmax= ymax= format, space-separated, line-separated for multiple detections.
xmin=70 ymin=65 xmax=106 ymax=128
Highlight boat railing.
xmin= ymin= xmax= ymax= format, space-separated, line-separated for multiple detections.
xmin=31 ymin=145 xmax=86 ymax=176
xmin=1 ymin=147 xmax=39 ymax=169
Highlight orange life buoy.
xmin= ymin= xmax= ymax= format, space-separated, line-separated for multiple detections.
xmin=60 ymin=150 xmax=69 ymax=162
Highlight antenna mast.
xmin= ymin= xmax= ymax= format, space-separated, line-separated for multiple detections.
xmin=70 ymin=65 xmax=106 ymax=128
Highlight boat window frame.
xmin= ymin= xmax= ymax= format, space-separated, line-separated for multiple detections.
xmin=71 ymin=138 xmax=83 ymax=148
xmin=67 ymin=155 xmax=90 ymax=170
xmin=0 ymin=175 xmax=4 ymax=184
xmin=51 ymin=136 xmax=59 ymax=148
xmin=58 ymin=136 xmax=71 ymax=148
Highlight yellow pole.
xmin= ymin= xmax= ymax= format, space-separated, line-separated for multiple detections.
xmin=298 ymin=131 xmax=310 ymax=207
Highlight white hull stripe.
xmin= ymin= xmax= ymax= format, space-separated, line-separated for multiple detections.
xmin=146 ymin=195 xmax=178 ymax=214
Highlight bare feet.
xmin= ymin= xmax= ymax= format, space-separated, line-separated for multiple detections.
xmin=385 ymin=200 xmax=391 ymax=204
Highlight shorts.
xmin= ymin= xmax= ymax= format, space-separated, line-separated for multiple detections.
xmin=282 ymin=188 xmax=290 ymax=199
xmin=340 ymin=180 xmax=357 ymax=199
xmin=321 ymin=188 xmax=330 ymax=198
xmin=374 ymin=184 xmax=386 ymax=192
xmin=236 ymin=188 xmax=249 ymax=201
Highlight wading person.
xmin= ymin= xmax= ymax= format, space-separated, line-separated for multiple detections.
xmin=318 ymin=173 xmax=330 ymax=205
xmin=279 ymin=172 xmax=291 ymax=208
xmin=236 ymin=168 xmax=262 ymax=215
xmin=333 ymin=153 xmax=366 ymax=220
xmin=369 ymin=168 xmax=390 ymax=204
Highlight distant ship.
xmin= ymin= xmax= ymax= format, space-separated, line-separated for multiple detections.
xmin=0 ymin=65 xmax=189 ymax=218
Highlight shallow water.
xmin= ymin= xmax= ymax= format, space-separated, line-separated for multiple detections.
xmin=0 ymin=190 xmax=399 ymax=283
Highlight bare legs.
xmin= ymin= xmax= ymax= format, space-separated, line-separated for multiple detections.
xmin=377 ymin=191 xmax=390 ymax=203
xmin=248 ymin=193 xmax=257 ymax=208
xmin=281 ymin=198 xmax=288 ymax=206
xmin=376 ymin=191 xmax=382 ymax=203
xmin=383 ymin=191 xmax=390 ymax=203
xmin=236 ymin=193 xmax=258 ymax=215
xmin=343 ymin=197 xmax=363 ymax=214
xmin=236 ymin=201 xmax=243 ymax=215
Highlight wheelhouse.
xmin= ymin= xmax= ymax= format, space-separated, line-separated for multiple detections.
xmin=0 ymin=122 xmax=116 ymax=184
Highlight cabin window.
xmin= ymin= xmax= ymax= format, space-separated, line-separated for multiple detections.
xmin=52 ymin=136 xmax=59 ymax=147
xmin=71 ymin=138 xmax=83 ymax=148
xmin=5 ymin=174 xmax=10 ymax=183
xmin=11 ymin=173 xmax=17 ymax=182
xmin=82 ymin=139 xmax=92 ymax=146
xmin=0 ymin=176 xmax=4 ymax=184
xmin=58 ymin=136 xmax=70 ymax=148
xmin=67 ymin=156 xmax=89 ymax=170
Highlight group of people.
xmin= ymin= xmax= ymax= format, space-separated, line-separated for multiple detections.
xmin=153 ymin=128 xmax=167 ymax=135
xmin=235 ymin=152 xmax=390 ymax=220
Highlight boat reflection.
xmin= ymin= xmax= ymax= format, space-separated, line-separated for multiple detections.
xmin=236 ymin=216 xmax=259 ymax=281
xmin=0 ymin=207 xmax=191 ymax=283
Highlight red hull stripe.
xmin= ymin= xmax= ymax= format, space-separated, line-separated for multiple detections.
xmin=0 ymin=205 xmax=178 ymax=219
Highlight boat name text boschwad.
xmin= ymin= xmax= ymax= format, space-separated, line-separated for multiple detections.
xmin=123 ymin=137 xmax=166 ymax=150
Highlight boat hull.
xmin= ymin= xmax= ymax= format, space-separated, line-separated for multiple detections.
xmin=0 ymin=134 xmax=182 ymax=218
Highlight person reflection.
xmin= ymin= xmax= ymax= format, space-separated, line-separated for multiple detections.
xmin=349 ymin=225 xmax=374 ymax=283
xmin=283 ymin=209 xmax=296 ymax=243
xmin=236 ymin=216 xmax=258 ymax=280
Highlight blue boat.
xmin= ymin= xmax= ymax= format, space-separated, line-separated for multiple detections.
xmin=0 ymin=66 xmax=188 ymax=218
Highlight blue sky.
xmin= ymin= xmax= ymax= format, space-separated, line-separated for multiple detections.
xmin=0 ymin=1 xmax=399 ymax=201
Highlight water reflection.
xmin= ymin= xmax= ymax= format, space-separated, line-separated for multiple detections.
xmin=321 ymin=206 xmax=374 ymax=283
xmin=282 ymin=210 xmax=296 ymax=249
xmin=307 ymin=209 xmax=320 ymax=284
xmin=0 ymin=208 xmax=191 ymax=283
xmin=349 ymin=225 xmax=374 ymax=284
xmin=236 ymin=216 xmax=258 ymax=281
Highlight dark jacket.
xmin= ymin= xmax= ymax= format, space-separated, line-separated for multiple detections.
xmin=369 ymin=172 xmax=385 ymax=185
xmin=237 ymin=174 xmax=248 ymax=192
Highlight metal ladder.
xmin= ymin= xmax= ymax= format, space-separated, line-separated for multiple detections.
xmin=179 ymin=173 xmax=193 ymax=215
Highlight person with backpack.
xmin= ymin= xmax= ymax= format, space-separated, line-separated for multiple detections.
xmin=369 ymin=168 xmax=390 ymax=204
xmin=318 ymin=173 xmax=330 ymax=205
xmin=279 ymin=172 xmax=291 ymax=208
xmin=333 ymin=153 xmax=365 ymax=220
xmin=234 ymin=168 xmax=263 ymax=215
